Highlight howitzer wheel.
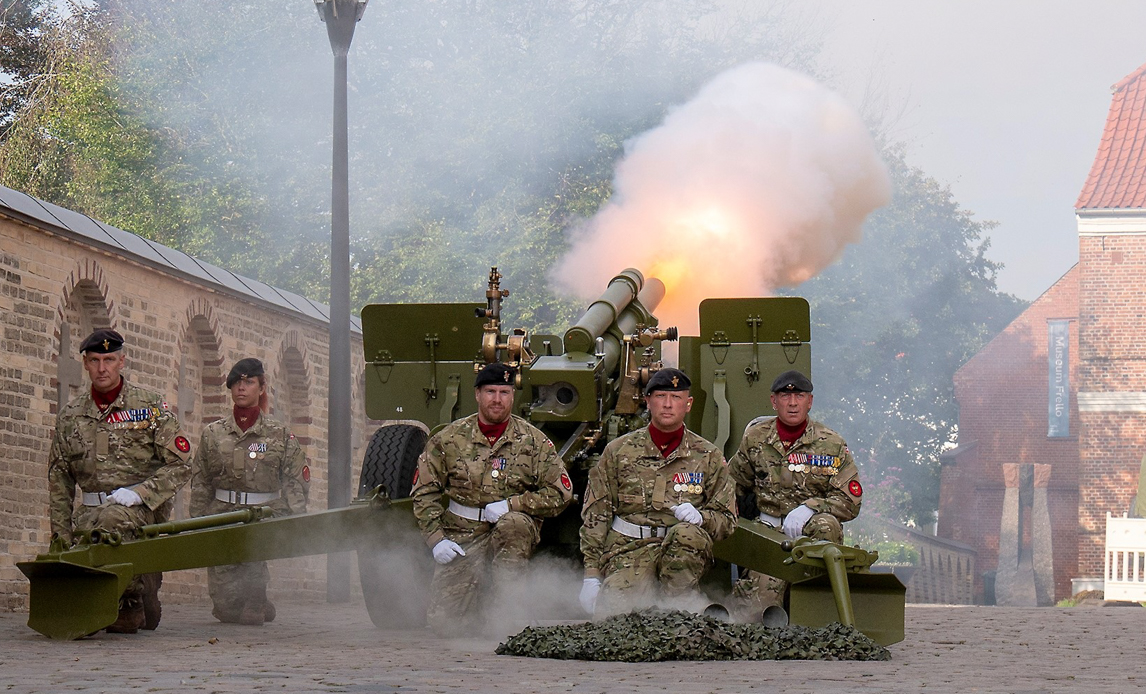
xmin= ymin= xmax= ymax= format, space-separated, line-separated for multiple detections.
xmin=357 ymin=424 xmax=434 ymax=629
xmin=358 ymin=424 xmax=428 ymax=500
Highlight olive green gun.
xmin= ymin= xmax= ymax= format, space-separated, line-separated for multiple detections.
xmin=20 ymin=267 xmax=904 ymax=643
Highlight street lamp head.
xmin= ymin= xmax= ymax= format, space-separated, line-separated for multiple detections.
xmin=314 ymin=0 xmax=368 ymax=56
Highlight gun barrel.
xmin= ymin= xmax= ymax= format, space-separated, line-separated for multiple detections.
xmin=636 ymin=277 xmax=666 ymax=315
xmin=563 ymin=269 xmax=644 ymax=354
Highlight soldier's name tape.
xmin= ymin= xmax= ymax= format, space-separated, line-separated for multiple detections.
xmin=215 ymin=489 xmax=281 ymax=505
xmin=611 ymin=516 xmax=667 ymax=539
xmin=448 ymin=499 xmax=500 ymax=522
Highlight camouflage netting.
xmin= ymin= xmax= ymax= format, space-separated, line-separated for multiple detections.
xmin=496 ymin=608 xmax=891 ymax=661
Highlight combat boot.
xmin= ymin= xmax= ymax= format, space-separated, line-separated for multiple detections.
xmin=238 ymin=601 xmax=265 ymax=626
xmin=106 ymin=600 xmax=145 ymax=634
xmin=141 ymin=572 xmax=163 ymax=630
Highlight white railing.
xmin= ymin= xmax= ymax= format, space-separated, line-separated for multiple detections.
xmin=1104 ymin=513 xmax=1146 ymax=601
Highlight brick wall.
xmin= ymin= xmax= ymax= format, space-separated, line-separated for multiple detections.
xmin=944 ymin=266 xmax=1080 ymax=602
xmin=1077 ymin=234 xmax=1146 ymax=578
xmin=0 ymin=213 xmax=381 ymax=611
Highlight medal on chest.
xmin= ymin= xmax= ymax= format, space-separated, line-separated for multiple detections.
xmin=787 ymin=452 xmax=841 ymax=475
xmin=490 ymin=457 xmax=507 ymax=478
xmin=247 ymin=442 xmax=268 ymax=459
xmin=672 ymin=471 xmax=704 ymax=494
xmin=104 ymin=407 xmax=160 ymax=430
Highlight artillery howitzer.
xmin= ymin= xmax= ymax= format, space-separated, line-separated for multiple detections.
xmin=19 ymin=268 xmax=905 ymax=643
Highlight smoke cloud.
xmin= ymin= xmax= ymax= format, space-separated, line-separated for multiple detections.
xmin=552 ymin=62 xmax=892 ymax=335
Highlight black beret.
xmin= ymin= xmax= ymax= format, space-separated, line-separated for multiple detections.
xmin=645 ymin=367 xmax=691 ymax=395
xmin=771 ymin=370 xmax=813 ymax=393
xmin=79 ymin=328 xmax=124 ymax=354
xmin=474 ymin=362 xmax=516 ymax=388
xmin=227 ymin=358 xmax=265 ymax=388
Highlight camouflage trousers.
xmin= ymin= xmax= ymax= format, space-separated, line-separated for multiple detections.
xmin=73 ymin=502 xmax=161 ymax=613
xmin=732 ymin=512 xmax=842 ymax=620
xmin=597 ymin=522 xmax=714 ymax=615
xmin=208 ymin=561 xmax=270 ymax=622
xmin=426 ymin=511 xmax=540 ymax=636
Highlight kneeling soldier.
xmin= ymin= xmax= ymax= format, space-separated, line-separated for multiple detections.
xmin=579 ymin=368 xmax=736 ymax=615
xmin=729 ymin=370 xmax=862 ymax=619
xmin=190 ymin=358 xmax=310 ymax=625
xmin=411 ymin=362 xmax=574 ymax=635
xmin=49 ymin=329 xmax=193 ymax=633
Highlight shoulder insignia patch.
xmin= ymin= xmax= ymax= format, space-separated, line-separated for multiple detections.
xmin=174 ymin=435 xmax=191 ymax=453
xmin=848 ymin=479 xmax=863 ymax=498
xmin=302 ymin=465 xmax=311 ymax=483
xmin=560 ymin=472 xmax=572 ymax=491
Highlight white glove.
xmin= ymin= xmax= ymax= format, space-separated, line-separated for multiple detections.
xmin=758 ymin=512 xmax=781 ymax=528
xmin=109 ymin=487 xmax=143 ymax=507
xmin=671 ymin=502 xmax=702 ymax=525
xmin=782 ymin=504 xmax=816 ymax=539
xmin=579 ymin=578 xmax=601 ymax=614
xmin=483 ymin=500 xmax=510 ymax=523
xmin=432 ymin=539 xmax=466 ymax=565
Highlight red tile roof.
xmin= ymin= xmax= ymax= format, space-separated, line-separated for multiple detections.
xmin=1076 ymin=62 xmax=1146 ymax=210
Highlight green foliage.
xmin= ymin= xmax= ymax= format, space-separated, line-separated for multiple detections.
xmin=868 ymin=540 xmax=920 ymax=565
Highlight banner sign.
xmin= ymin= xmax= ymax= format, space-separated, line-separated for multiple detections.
xmin=1048 ymin=320 xmax=1070 ymax=438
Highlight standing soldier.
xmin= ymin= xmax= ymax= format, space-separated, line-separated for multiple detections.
xmin=411 ymin=362 xmax=573 ymax=635
xmin=48 ymin=328 xmax=193 ymax=633
xmin=190 ymin=358 xmax=309 ymax=626
xmin=729 ymin=369 xmax=863 ymax=619
xmin=579 ymin=368 xmax=736 ymax=615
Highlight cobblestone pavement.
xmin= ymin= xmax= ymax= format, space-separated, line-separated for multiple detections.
xmin=1 ymin=600 xmax=1144 ymax=693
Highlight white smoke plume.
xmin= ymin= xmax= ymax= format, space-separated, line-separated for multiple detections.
xmin=552 ymin=62 xmax=892 ymax=335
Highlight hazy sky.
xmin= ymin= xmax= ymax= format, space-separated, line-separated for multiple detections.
xmin=815 ymin=0 xmax=1146 ymax=300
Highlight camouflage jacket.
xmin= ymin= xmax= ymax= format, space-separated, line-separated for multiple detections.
xmin=580 ymin=427 xmax=737 ymax=578
xmin=728 ymin=417 xmax=862 ymax=522
xmin=189 ymin=412 xmax=309 ymax=518
xmin=48 ymin=379 xmax=192 ymax=540
xmin=412 ymin=414 xmax=573 ymax=548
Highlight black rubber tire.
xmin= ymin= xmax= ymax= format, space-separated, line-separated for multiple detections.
xmin=356 ymin=424 xmax=434 ymax=629
xmin=357 ymin=424 xmax=428 ymax=500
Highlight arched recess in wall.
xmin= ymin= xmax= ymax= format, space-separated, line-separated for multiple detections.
xmin=271 ymin=329 xmax=314 ymax=457
xmin=178 ymin=299 xmax=227 ymax=434
xmin=171 ymin=299 xmax=226 ymax=520
xmin=54 ymin=259 xmax=114 ymax=412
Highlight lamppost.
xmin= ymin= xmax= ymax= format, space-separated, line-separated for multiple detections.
xmin=314 ymin=0 xmax=367 ymax=603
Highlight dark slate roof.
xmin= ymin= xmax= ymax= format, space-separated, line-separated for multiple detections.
xmin=1076 ymin=61 xmax=1146 ymax=210
xmin=0 ymin=184 xmax=357 ymax=332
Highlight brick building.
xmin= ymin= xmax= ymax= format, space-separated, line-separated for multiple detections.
xmin=942 ymin=267 xmax=1079 ymax=602
xmin=0 ymin=184 xmax=380 ymax=610
xmin=941 ymin=61 xmax=1146 ymax=601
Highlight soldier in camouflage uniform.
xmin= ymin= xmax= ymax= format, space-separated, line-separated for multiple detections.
xmin=411 ymin=362 xmax=573 ymax=635
xmin=579 ymin=368 xmax=736 ymax=616
xmin=729 ymin=370 xmax=863 ymax=618
xmin=190 ymin=358 xmax=309 ymax=626
xmin=48 ymin=328 xmax=193 ymax=633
